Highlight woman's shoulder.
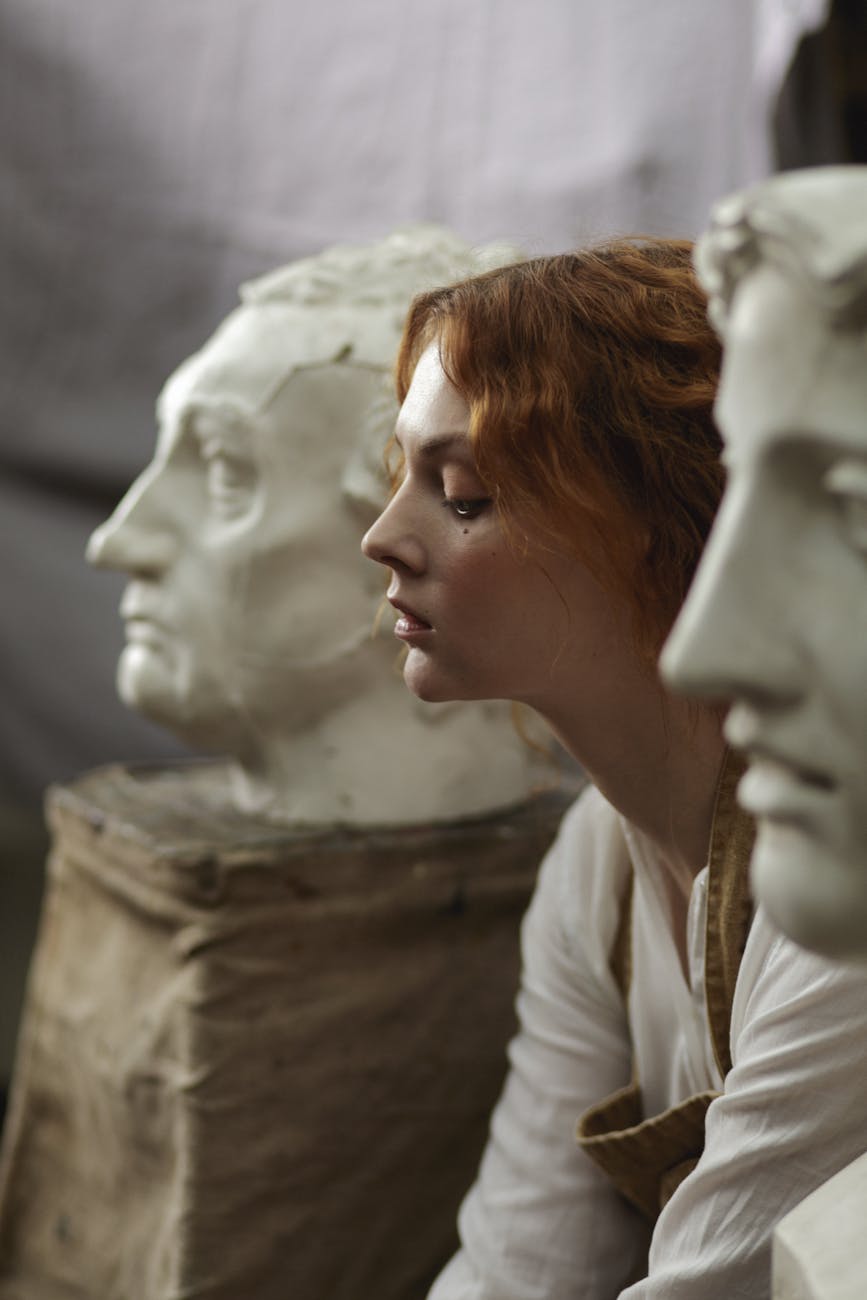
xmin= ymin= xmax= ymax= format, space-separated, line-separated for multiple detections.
xmin=552 ymin=781 xmax=633 ymax=882
xmin=534 ymin=781 xmax=633 ymax=964
xmin=732 ymin=904 xmax=867 ymax=1053
xmin=554 ymin=779 xmax=629 ymax=855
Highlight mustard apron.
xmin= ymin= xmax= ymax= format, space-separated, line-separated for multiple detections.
xmin=576 ymin=750 xmax=756 ymax=1223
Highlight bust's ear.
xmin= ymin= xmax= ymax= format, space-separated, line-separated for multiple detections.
xmin=341 ymin=381 xmax=397 ymax=525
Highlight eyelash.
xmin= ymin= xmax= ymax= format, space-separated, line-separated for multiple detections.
xmin=443 ymin=497 xmax=491 ymax=520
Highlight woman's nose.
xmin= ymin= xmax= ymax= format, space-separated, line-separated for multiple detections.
xmin=361 ymin=492 xmax=426 ymax=575
xmin=86 ymin=467 xmax=178 ymax=577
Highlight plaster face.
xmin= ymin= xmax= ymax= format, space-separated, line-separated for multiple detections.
xmin=661 ymin=265 xmax=867 ymax=958
xmin=87 ymin=232 xmax=541 ymax=825
xmin=88 ymin=303 xmax=385 ymax=753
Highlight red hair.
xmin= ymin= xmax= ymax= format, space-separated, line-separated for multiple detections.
xmin=394 ymin=240 xmax=723 ymax=662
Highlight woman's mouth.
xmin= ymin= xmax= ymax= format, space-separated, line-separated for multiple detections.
xmin=394 ymin=612 xmax=433 ymax=639
xmin=389 ymin=599 xmax=432 ymax=639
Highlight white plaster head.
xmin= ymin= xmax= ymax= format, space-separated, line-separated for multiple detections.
xmin=87 ymin=226 xmax=539 ymax=825
xmin=661 ymin=167 xmax=867 ymax=959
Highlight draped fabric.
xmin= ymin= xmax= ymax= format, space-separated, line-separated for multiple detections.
xmin=0 ymin=765 xmax=566 ymax=1297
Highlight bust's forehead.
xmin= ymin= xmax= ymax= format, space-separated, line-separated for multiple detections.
xmin=155 ymin=226 xmax=524 ymax=424
xmin=719 ymin=263 xmax=867 ymax=454
xmin=157 ymin=297 xmax=402 ymax=422
xmin=243 ymin=223 xmax=519 ymax=310
xmin=727 ymin=263 xmax=795 ymax=336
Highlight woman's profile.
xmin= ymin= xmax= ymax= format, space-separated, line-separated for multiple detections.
xmin=362 ymin=242 xmax=867 ymax=1298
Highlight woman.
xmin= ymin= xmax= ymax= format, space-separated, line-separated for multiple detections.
xmin=362 ymin=242 xmax=867 ymax=1299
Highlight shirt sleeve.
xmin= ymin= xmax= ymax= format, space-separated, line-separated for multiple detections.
xmin=620 ymin=911 xmax=867 ymax=1300
xmin=429 ymin=787 xmax=650 ymax=1300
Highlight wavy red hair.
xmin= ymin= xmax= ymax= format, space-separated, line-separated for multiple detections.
xmin=394 ymin=239 xmax=723 ymax=663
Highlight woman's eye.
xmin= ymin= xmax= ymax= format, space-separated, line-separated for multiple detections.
xmin=444 ymin=497 xmax=491 ymax=520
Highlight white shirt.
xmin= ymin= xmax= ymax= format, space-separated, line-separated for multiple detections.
xmin=429 ymin=784 xmax=867 ymax=1300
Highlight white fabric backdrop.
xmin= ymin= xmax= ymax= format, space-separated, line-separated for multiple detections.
xmin=0 ymin=0 xmax=828 ymax=802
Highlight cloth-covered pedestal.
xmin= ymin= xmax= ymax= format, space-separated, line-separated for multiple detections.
xmin=0 ymin=763 xmax=571 ymax=1299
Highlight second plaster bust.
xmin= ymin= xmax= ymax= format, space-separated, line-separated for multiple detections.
xmin=87 ymin=226 xmax=539 ymax=826
xmin=661 ymin=167 xmax=867 ymax=960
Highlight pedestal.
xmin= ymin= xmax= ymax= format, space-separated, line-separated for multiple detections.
xmin=0 ymin=762 xmax=572 ymax=1299
xmin=773 ymin=1152 xmax=867 ymax=1300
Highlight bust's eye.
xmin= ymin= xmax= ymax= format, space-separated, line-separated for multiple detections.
xmin=202 ymin=441 xmax=258 ymax=520
xmin=824 ymin=458 xmax=867 ymax=552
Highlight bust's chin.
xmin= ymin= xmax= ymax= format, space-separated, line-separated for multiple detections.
xmin=752 ymin=822 xmax=867 ymax=963
xmin=115 ymin=643 xmax=229 ymax=750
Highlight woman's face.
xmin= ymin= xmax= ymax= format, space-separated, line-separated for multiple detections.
xmin=361 ymin=343 xmax=635 ymax=720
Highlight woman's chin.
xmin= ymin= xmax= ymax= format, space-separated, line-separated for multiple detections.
xmin=405 ymin=674 xmax=453 ymax=704
xmin=403 ymin=657 xmax=457 ymax=704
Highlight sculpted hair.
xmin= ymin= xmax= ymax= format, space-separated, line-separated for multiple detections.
xmin=394 ymin=239 xmax=723 ymax=662
xmin=695 ymin=166 xmax=867 ymax=334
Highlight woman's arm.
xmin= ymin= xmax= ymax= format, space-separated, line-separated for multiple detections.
xmin=620 ymin=910 xmax=867 ymax=1300
xmin=429 ymin=788 xmax=649 ymax=1300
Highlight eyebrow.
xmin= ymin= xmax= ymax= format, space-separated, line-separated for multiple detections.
xmin=392 ymin=430 xmax=474 ymax=460
xmin=723 ymin=426 xmax=867 ymax=466
xmin=185 ymin=403 xmax=254 ymax=447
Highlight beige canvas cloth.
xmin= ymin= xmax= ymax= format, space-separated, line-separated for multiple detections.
xmin=0 ymin=763 xmax=570 ymax=1299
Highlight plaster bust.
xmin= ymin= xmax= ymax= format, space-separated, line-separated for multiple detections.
xmin=87 ymin=226 xmax=539 ymax=825
xmin=661 ymin=166 xmax=867 ymax=961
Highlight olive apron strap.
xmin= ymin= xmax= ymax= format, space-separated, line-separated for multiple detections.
xmin=576 ymin=749 xmax=756 ymax=1223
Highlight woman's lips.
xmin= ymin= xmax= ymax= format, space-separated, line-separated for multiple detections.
xmin=389 ymin=598 xmax=432 ymax=638
xmin=395 ymin=614 xmax=432 ymax=637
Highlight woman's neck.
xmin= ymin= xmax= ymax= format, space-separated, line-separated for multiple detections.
xmin=546 ymin=676 xmax=726 ymax=894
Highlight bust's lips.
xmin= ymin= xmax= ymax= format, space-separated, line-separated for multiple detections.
xmin=119 ymin=587 xmax=171 ymax=642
